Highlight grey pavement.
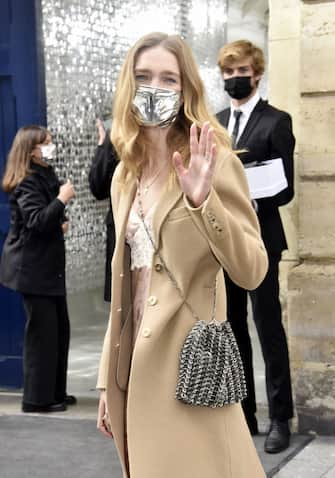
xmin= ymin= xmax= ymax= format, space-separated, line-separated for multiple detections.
xmin=0 ymin=288 xmax=334 ymax=477
xmin=0 ymin=409 xmax=316 ymax=478
xmin=273 ymin=437 xmax=335 ymax=478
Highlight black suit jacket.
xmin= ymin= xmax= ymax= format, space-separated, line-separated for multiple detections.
xmin=89 ymin=132 xmax=118 ymax=227
xmin=217 ymin=98 xmax=295 ymax=253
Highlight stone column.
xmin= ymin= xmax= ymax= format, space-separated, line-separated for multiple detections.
xmin=269 ymin=0 xmax=335 ymax=434
xmin=268 ymin=0 xmax=300 ymax=323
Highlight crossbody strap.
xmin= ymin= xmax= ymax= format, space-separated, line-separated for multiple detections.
xmin=136 ymin=181 xmax=217 ymax=323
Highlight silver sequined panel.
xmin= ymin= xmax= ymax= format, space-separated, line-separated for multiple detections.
xmin=41 ymin=0 xmax=227 ymax=292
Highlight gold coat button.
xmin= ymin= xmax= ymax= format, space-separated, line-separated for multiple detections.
xmin=142 ymin=328 xmax=151 ymax=338
xmin=147 ymin=295 xmax=158 ymax=306
xmin=154 ymin=263 xmax=163 ymax=272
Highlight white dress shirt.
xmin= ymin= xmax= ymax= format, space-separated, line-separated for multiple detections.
xmin=227 ymin=91 xmax=261 ymax=143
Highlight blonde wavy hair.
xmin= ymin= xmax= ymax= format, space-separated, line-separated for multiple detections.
xmin=110 ymin=32 xmax=232 ymax=184
xmin=2 ymin=125 xmax=49 ymax=192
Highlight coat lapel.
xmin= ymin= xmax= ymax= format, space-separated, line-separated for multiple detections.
xmin=109 ymin=179 xmax=137 ymax=305
xmin=113 ymin=174 xmax=182 ymax=249
xmin=152 ymin=178 xmax=183 ymax=247
xmin=236 ymin=99 xmax=266 ymax=148
xmin=114 ymin=179 xmax=137 ymax=240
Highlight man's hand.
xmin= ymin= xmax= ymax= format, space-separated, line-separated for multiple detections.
xmin=97 ymin=118 xmax=106 ymax=146
xmin=61 ymin=221 xmax=69 ymax=234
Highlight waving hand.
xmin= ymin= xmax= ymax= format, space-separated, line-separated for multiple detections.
xmin=173 ymin=122 xmax=217 ymax=208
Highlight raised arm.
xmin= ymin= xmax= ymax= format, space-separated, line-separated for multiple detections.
xmin=89 ymin=129 xmax=118 ymax=200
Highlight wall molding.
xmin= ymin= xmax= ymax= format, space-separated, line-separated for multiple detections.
xmin=301 ymin=90 xmax=335 ymax=97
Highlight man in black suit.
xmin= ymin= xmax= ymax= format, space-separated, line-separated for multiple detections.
xmin=217 ymin=40 xmax=295 ymax=453
xmin=89 ymin=120 xmax=118 ymax=301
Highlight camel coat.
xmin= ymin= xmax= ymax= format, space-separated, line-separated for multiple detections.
xmin=97 ymin=149 xmax=268 ymax=478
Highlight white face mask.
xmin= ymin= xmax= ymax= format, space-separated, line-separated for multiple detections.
xmin=40 ymin=143 xmax=56 ymax=160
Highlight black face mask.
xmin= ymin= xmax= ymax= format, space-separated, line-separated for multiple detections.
xmin=224 ymin=76 xmax=253 ymax=100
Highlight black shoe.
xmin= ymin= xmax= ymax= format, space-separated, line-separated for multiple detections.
xmin=64 ymin=395 xmax=77 ymax=406
xmin=22 ymin=402 xmax=67 ymax=413
xmin=264 ymin=419 xmax=290 ymax=453
xmin=246 ymin=415 xmax=259 ymax=436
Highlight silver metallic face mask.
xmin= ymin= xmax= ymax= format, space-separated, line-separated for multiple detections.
xmin=132 ymin=85 xmax=182 ymax=128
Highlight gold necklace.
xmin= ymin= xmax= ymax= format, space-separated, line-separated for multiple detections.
xmin=140 ymin=163 xmax=167 ymax=195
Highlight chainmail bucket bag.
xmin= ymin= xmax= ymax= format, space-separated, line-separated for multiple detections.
xmin=175 ymin=317 xmax=247 ymax=407
xmin=137 ymin=187 xmax=247 ymax=408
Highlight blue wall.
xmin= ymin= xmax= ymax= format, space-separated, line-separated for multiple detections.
xmin=0 ymin=0 xmax=46 ymax=388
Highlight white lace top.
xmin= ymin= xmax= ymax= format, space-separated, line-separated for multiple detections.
xmin=125 ymin=206 xmax=155 ymax=270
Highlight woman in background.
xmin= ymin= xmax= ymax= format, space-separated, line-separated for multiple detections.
xmin=0 ymin=125 xmax=76 ymax=413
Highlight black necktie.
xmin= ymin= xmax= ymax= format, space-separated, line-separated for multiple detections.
xmin=231 ymin=110 xmax=242 ymax=148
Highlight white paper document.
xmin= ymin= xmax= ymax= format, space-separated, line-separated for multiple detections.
xmin=244 ymin=158 xmax=288 ymax=199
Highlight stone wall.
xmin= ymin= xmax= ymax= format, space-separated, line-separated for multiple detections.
xmin=269 ymin=0 xmax=335 ymax=434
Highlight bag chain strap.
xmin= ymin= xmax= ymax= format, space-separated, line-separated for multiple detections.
xmin=136 ymin=180 xmax=217 ymax=323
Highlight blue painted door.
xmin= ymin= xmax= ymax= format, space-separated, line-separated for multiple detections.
xmin=0 ymin=0 xmax=46 ymax=388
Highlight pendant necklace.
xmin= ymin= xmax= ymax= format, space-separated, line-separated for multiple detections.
xmin=140 ymin=163 xmax=167 ymax=195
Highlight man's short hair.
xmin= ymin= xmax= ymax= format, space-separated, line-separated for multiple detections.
xmin=217 ymin=40 xmax=265 ymax=76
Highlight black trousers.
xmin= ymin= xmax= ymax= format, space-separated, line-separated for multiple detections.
xmin=22 ymin=294 xmax=70 ymax=405
xmin=225 ymin=253 xmax=293 ymax=421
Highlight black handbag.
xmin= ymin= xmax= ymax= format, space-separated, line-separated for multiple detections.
xmin=137 ymin=187 xmax=247 ymax=408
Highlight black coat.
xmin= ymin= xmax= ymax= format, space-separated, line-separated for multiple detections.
xmin=0 ymin=163 xmax=66 ymax=296
xmin=88 ymin=133 xmax=118 ymax=301
xmin=217 ymin=98 xmax=295 ymax=253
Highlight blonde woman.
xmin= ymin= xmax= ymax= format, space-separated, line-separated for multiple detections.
xmin=97 ymin=32 xmax=268 ymax=478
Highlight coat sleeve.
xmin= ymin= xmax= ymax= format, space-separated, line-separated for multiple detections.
xmin=185 ymin=151 xmax=268 ymax=290
xmin=96 ymin=165 xmax=122 ymax=389
xmin=256 ymin=112 xmax=295 ymax=213
xmin=96 ymin=312 xmax=112 ymax=389
xmin=16 ymin=178 xmax=65 ymax=233
xmin=88 ymin=133 xmax=118 ymax=200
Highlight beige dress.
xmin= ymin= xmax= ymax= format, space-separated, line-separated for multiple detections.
xmin=125 ymin=203 xmax=155 ymax=345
